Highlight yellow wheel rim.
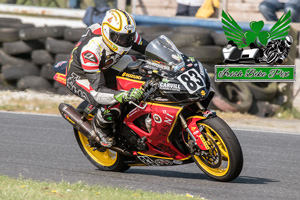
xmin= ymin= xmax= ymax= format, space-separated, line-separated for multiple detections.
xmin=193 ymin=123 xmax=230 ymax=177
xmin=78 ymin=131 xmax=118 ymax=167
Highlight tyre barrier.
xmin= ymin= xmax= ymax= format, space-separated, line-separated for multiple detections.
xmin=209 ymin=74 xmax=281 ymax=115
xmin=248 ymin=100 xmax=280 ymax=117
xmin=0 ymin=18 xmax=283 ymax=115
xmin=244 ymin=82 xmax=277 ymax=101
xmin=211 ymin=80 xmax=253 ymax=113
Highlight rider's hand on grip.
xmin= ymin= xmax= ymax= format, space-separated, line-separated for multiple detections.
xmin=114 ymin=88 xmax=144 ymax=103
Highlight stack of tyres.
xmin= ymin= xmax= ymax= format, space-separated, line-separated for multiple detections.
xmin=0 ymin=17 xmax=85 ymax=94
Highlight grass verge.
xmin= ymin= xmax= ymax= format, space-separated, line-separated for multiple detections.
xmin=0 ymin=175 xmax=205 ymax=200
xmin=276 ymin=106 xmax=300 ymax=119
xmin=0 ymin=90 xmax=82 ymax=115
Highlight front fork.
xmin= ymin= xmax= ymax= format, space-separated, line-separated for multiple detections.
xmin=179 ymin=102 xmax=216 ymax=151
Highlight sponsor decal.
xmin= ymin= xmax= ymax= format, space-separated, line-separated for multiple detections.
xmin=215 ymin=65 xmax=295 ymax=82
xmin=153 ymin=110 xmax=176 ymax=138
xmin=145 ymin=60 xmax=171 ymax=71
xmin=173 ymin=62 xmax=185 ymax=72
xmin=158 ymin=110 xmax=175 ymax=137
xmin=155 ymin=159 xmax=173 ymax=166
xmin=159 ymin=121 xmax=170 ymax=137
xmin=122 ymin=72 xmax=143 ymax=80
xmin=65 ymin=114 xmax=75 ymax=124
xmin=82 ymin=51 xmax=98 ymax=64
xmin=137 ymin=156 xmax=159 ymax=166
xmin=112 ymin=44 xmax=118 ymax=50
xmin=137 ymin=156 xmax=174 ymax=166
xmin=188 ymin=57 xmax=195 ymax=62
xmin=163 ymin=116 xmax=173 ymax=125
xmin=187 ymin=63 xmax=193 ymax=67
xmin=217 ymin=10 xmax=295 ymax=82
xmin=198 ymin=61 xmax=205 ymax=76
xmin=163 ymin=110 xmax=174 ymax=120
xmin=199 ymin=134 xmax=210 ymax=150
xmin=107 ymin=17 xmax=113 ymax=23
xmin=87 ymin=104 xmax=94 ymax=112
xmin=154 ymin=97 xmax=169 ymax=102
xmin=172 ymin=54 xmax=181 ymax=61
xmin=159 ymin=82 xmax=181 ymax=91
xmin=66 ymin=73 xmax=90 ymax=102
xmin=124 ymin=24 xmax=135 ymax=30
xmin=201 ymin=90 xmax=206 ymax=96
xmin=202 ymin=109 xmax=216 ymax=118
xmin=153 ymin=114 xmax=162 ymax=123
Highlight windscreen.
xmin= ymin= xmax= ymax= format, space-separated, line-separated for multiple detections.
xmin=145 ymin=35 xmax=185 ymax=70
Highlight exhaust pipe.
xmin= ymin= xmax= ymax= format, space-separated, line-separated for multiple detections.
xmin=58 ymin=103 xmax=133 ymax=156
xmin=58 ymin=103 xmax=99 ymax=143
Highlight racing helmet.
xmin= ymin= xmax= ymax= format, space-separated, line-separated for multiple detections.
xmin=284 ymin=35 xmax=293 ymax=47
xmin=102 ymin=9 xmax=136 ymax=55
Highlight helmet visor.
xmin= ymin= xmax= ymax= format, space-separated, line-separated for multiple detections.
xmin=110 ymin=30 xmax=135 ymax=47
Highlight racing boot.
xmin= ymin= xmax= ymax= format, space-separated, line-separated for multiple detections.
xmin=92 ymin=107 xmax=120 ymax=147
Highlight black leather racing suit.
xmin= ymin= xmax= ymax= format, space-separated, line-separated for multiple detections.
xmin=66 ymin=23 xmax=148 ymax=108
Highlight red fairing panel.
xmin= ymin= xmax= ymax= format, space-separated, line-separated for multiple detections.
xmin=116 ymin=76 xmax=144 ymax=91
xmin=124 ymin=103 xmax=189 ymax=160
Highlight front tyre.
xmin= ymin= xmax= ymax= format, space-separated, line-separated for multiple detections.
xmin=74 ymin=101 xmax=130 ymax=172
xmin=191 ymin=116 xmax=243 ymax=182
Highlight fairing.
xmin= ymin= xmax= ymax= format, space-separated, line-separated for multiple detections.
xmin=124 ymin=102 xmax=190 ymax=160
xmin=145 ymin=35 xmax=211 ymax=100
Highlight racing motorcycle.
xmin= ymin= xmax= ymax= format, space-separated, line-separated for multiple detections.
xmin=53 ymin=35 xmax=243 ymax=182
xmin=262 ymin=40 xmax=286 ymax=64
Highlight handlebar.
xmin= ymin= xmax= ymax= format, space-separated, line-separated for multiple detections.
xmin=128 ymin=78 xmax=159 ymax=110
xmin=128 ymin=101 xmax=148 ymax=109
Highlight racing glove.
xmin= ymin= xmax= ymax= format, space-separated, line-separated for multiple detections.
xmin=114 ymin=88 xmax=144 ymax=103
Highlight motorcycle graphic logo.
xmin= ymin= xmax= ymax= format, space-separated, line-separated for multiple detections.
xmin=222 ymin=10 xmax=293 ymax=64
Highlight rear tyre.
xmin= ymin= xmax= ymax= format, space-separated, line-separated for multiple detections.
xmin=191 ymin=116 xmax=243 ymax=182
xmin=74 ymin=101 xmax=131 ymax=172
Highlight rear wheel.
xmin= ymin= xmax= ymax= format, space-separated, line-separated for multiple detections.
xmin=191 ymin=116 xmax=243 ymax=182
xmin=74 ymin=101 xmax=130 ymax=172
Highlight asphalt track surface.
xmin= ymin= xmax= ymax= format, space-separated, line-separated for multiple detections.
xmin=0 ymin=111 xmax=299 ymax=200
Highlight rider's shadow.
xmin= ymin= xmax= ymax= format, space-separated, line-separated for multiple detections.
xmin=125 ymin=169 xmax=278 ymax=184
xmin=125 ymin=168 xmax=209 ymax=180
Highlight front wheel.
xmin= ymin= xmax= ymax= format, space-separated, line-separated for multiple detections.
xmin=74 ymin=101 xmax=130 ymax=172
xmin=191 ymin=116 xmax=243 ymax=182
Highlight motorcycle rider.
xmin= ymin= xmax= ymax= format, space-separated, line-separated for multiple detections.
xmin=261 ymin=35 xmax=293 ymax=64
xmin=66 ymin=9 xmax=148 ymax=147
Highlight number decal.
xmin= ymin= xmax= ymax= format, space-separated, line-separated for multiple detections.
xmin=177 ymin=68 xmax=205 ymax=94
